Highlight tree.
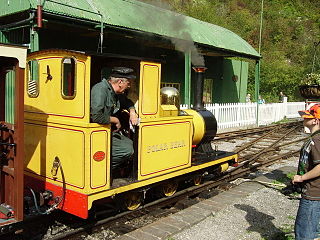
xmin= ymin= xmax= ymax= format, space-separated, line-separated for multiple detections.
xmin=139 ymin=0 xmax=320 ymax=101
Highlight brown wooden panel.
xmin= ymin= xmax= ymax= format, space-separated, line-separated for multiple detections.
xmin=0 ymin=59 xmax=25 ymax=222
xmin=0 ymin=67 xmax=5 ymax=121
xmin=14 ymin=66 xmax=24 ymax=221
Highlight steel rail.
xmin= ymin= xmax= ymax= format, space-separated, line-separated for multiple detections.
xmin=241 ymin=125 xmax=300 ymax=165
xmin=235 ymin=132 xmax=306 ymax=163
xmin=234 ymin=125 xmax=283 ymax=154
xmin=215 ymin=121 xmax=301 ymax=140
xmin=274 ymin=136 xmax=308 ymax=148
xmin=225 ymin=150 xmax=300 ymax=180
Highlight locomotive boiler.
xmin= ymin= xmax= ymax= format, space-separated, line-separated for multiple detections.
xmin=0 ymin=46 xmax=237 ymax=234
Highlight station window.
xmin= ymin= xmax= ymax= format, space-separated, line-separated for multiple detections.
xmin=27 ymin=60 xmax=39 ymax=97
xmin=62 ymin=58 xmax=76 ymax=99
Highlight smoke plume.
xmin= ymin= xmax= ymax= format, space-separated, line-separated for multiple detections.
xmin=137 ymin=0 xmax=205 ymax=66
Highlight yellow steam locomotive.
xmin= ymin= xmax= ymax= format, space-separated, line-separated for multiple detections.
xmin=0 ymin=46 xmax=237 ymax=226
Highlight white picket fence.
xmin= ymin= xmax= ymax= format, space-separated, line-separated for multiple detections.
xmin=181 ymin=101 xmax=305 ymax=129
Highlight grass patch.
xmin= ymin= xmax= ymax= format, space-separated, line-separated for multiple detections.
xmin=287 ymin=215 xmax=295 ymax=220
xmin=280 ymin=224 xmax=294 ymax=232
xmin=273 ymin=179 xmax=286 ymax=185
xmin=273 ymin=172 xmax=296 ymax=186
xmin=273 ymin=117 xmax=290 ymax=124
xmin=273 ymin=172 xmax=302 ymax=197
xmin=271 ymin=233 xmax=295 ymax=240
xmin=278 ymin=223 xmax=295 ymax=240
xmin=286 ymin=172 xmax=296 ymax=180
xmin=271 ymin=224 xmax=295 ymax=240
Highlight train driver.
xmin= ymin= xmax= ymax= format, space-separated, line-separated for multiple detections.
xmin=90 ymin=67 xmax=139 ymax=172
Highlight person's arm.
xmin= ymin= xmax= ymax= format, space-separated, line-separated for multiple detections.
xmin=91 ymin=85 xmax=111 ymax=124
xmin=293 ymin=164 xmax=320 ymax=183
xmin=293 ymin=138 xmax=320 ymax=183
xmin=119 ymin=94 xmax=139 ymax=126
xmin=110 ymin=116 xmax=121 ymax=131
xmin=129 ymin=108 xmax=138 ymax=126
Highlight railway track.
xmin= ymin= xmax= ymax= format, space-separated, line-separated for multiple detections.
xmin=5 ymin=121 xmax=305 ymax=240
xmin=214 ymin=120 xmax=301 ymax=140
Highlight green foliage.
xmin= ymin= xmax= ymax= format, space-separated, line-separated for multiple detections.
xmin=287 ymin=215 xmax=295 ymax=220
xmin=286 ymin=172 xmax=296 ymax=180
xmin=272 ymin=171 xmax=292 ymax=185
xmin=141 ymin=0 xmax=320 ymax=102
xmin=273 ymin=117 xmax=290 ymax=124
xmin=277 ymin=223 xmax=295 ymax=240
xmin=301 ymin=73 xmax=320 ymax=85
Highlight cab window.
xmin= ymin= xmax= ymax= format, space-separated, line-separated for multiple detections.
xmin=62 ymin=57 xmax=76 ymax=98
xmin=27 ymin=60 xmax=39 ymax=97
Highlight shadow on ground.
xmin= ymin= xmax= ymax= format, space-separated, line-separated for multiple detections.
xmin=234 ymin=204 xmax=292 ymax=240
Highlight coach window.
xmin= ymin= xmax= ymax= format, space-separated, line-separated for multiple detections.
xmin=62 ymin=57 xmax=76 ymax=99
xmin=27 ymin=60 xmax=39 ymax=97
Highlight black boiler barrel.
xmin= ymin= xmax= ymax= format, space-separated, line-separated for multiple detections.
xmin=198 ymin=109 xmax=217 ymax=141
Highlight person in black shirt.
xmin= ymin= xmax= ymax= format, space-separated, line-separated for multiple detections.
xmin=293 ymin=104 xmax=320 ymax=240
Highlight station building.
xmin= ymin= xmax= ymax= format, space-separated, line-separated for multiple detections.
xmin=0 ymin=0 xmax=260 ymax=104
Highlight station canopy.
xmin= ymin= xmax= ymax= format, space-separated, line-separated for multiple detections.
xmin=1 ymin=0 xmax=260 ymax=59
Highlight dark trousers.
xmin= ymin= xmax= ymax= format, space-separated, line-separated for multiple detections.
xmin=111 ymin=132 xmax=134 ymax=169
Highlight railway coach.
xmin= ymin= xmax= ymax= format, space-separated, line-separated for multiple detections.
xmin=0 ymin=44 xmax=237 ymax=234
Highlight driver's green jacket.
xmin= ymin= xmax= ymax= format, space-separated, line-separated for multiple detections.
xmin=90 ymin=78 xmax=134 ymax=169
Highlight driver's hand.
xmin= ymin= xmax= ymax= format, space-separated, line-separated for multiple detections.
xmin=115 ymin=120 xmax=121 ymax=131
xmin=110 ymin=116 xmax=121 ymax=132
xmin=129 ymin=112 xmax=139 ymax=126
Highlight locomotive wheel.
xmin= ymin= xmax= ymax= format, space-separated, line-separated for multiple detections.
xmin=161 ymin=182 xmax=178 ymax=197
xmin=123 ymin=192 xmax=144 ymax=210
xmin=193 ymin=175 xmax=203 ymax=186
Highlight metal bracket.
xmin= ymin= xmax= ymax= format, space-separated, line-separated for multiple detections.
xmin=0 ymin=141 xmax=16 ymax=157
xmin=0 ymin=124 xmax=9 ymax=132
xmin=0 ymin=204 xmax=14 ymax=218
xmin=0 ymin=142 xmax=16 ymax=148
xmin=51 ymin=157 xmax=61 ymax=178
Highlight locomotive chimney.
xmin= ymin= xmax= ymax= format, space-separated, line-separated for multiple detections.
xmin=192 ymin=66 xmax=207 ymax=111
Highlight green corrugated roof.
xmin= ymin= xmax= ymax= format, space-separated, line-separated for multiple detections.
xmin=0 ymin=0 xmax=260 ymax=59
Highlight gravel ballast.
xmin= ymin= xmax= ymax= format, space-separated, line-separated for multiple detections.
xmin=172 ymin=157 xmax=300 ymax=240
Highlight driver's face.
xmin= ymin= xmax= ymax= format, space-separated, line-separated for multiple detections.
xmin=117 ymin=78 xmax=131 ymax=93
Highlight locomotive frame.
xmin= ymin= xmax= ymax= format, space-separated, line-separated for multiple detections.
xmin=0 ymin=45 xmax=237 ymax=234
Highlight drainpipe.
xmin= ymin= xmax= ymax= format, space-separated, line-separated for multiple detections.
xmin=37 ymin=0 xmax=43 ymax=28
xmin=255 ymin=60 xmax=260 ymax=126
xmin=256 ymin=0 xmax=263 ymax=126
xmin=99 ymin=14 xmax=103 ymax=53
xmin=184 ymin=50 xmax=191 ymax=106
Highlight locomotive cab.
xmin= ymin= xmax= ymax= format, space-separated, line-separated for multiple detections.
xmin=22 ymin=49 xmax=238 ymax=219
xmin=88 ymin=54 xmax=194 ymax=182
